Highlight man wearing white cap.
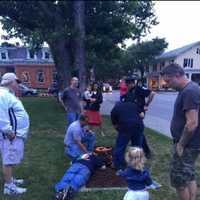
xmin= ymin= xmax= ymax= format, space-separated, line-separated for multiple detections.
xmin=0 ymin=72 xmax=30 ymax=195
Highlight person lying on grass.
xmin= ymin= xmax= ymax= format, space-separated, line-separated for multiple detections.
xmin=117 ymin=147 xmax=160 ymax=200
xmin=54 ymin=153 xmax=106 ymax=200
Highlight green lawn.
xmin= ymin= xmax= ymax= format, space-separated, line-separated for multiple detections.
xmin=0 ymin=97 xmax=199 ymax=200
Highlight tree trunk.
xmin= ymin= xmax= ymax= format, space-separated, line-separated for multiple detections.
xmin=49 ymin=38 xmax=72 ymax=89
xmin=73 ymin=0 xmax=86 ymax=93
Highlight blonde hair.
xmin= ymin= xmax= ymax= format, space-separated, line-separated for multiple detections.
xmin=125 ymin=147 xmax=146 ymax=170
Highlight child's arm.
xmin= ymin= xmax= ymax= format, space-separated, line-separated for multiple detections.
xmin=143 ymin=170 xmax=153 ymax=186
xmin=143 ymin=170 xmax=162 ymax=190
xmin=146 ymin=180 xmax=162 ymax=190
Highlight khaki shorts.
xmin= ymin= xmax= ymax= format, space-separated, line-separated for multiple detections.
xmin=0 ymin=137 xmax=24 ymax=165
xmin=170 ymin=145 xmax=200 ymax=188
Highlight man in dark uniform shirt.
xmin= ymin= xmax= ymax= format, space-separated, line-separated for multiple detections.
xmin=111 ymin=100 xmax=144 ymax=170
xmin=121 ymin=76 xmax=155 ymax=158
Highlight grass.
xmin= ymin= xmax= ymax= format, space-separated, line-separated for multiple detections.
xmin=0 ymin=97 xmax=199 ymax=200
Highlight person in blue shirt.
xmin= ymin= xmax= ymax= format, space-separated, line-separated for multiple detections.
xmin=64 ymin=114 xmax=96 ymax=161
xmin=54 ymin=153 xmax=106 ymax=200
xmin=117 ymin=147 xmax=153 ymax=200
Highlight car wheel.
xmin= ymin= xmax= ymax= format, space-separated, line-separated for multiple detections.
xmin=26 ymin=92 xmax=32 ymax=96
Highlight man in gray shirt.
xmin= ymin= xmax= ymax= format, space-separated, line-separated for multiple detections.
xmin=61 ymin=77 xmax=82 ymax=125
xmin=161 ymin=63 xmax=200 ymax=200
xmin=64 ymin=114 xmax=96 ymax=160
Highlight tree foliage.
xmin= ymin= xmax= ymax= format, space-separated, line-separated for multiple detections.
xmin=0 ymin=1 xmax=158 ymax=86
xmin=124 ymin=38 xmax=168 ymax=79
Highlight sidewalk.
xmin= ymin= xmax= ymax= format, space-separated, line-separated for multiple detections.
xmin=144 ymin=115 xmax=171 ymax=138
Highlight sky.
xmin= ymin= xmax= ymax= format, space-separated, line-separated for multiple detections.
xmin=143 ymin=1 xmax=200 ymax=51
xmin=0 ymin=1 xmax=200 ymax=52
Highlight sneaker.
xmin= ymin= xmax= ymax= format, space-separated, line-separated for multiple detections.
xmin=100 ymin=131 xmax=105 ymax=137
xmin=12 ymin=177 xmax=24 ymax=185
xmin=54 ymin=191 xmax=65 ymax=200
xmin=66 ymin=187 xmax=75 ymax=200
xmin=4 ymin=183 xmax=27 ymax=195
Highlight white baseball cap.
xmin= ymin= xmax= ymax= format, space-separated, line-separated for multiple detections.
xmin=1 ymin=73 xmax=21 ymax=85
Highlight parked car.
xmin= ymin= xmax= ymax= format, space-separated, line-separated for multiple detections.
xmin=48 ymin=83 xmax=59 ymax=96
xmin=102 ymin=83 xmax=112 ymax=93
xmin=19 ymin=84 xmax=38 ymax=96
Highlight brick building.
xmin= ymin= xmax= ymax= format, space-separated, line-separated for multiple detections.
xmin=0 ymin=46 xmax=56 ymax=89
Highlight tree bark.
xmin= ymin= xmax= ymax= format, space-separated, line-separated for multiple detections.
xmin=49 ymin=38 xmax=72 ymax=89
xmin=73 ymin=0 xmax=86 ymax=93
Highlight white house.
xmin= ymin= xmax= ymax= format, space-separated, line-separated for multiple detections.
xmin=147 ymin=41 xmax=200 ymax=90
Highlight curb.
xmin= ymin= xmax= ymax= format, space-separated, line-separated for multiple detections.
xmin=80 ymin=186 xmax=127 ymax=192
xmin=38 ymin=93 xmax=54 ymax=97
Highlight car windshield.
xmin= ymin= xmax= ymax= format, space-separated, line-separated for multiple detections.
xmin=20 ymin=84 xmax=29 ymax=89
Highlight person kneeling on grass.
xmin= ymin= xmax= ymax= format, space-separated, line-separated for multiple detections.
xmin=64 ymin=114 xmax=96 ymax=161
xmin=54 ymin=153 xmax=106 ymax=200
xmin=117 ymin=147 xmax=160 ymax=200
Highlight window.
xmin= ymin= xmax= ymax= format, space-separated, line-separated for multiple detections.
xmin=191 ymin=59 xmax=193 ymax=68
xmin=45 ymin=52 xmax=50 ymax=59
xmin=183 ymin=59 xmax=187 ymax=68
xmin=37 ymin=70 xmax=45 ymax=83
xmin=29 ymin=51 xmax=35 ymax=59
xmin=52 ymin=71 xmax=58 ymax=83
xmin=0 ymin=51 xmax=7 ymax=60
xmin=21 ymin=72 xmax=30 ymax=83
xmin=153 ymin=64 xmax=157 ymax=72
xmin=145 ymin=66 xmax=149 ymax=73
xmin=27 ymin=50 xmax=36 ymax=59
xmin=183 ymin=58 xmax=193 ymax=68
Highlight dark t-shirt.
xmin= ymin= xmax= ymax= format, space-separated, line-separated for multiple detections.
xmin=111 ymin=101 xmax=143 ymax=131
xmin=122 ymin=86 xmax=151 ymax=112
xmin=62 ymin=87 xmax=81 ymax=113
xmin=171 ymin=81 xmax=200 ymax=148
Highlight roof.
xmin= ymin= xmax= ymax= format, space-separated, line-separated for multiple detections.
xmin=0 ymin=59 xmax=54 ymax=66
xmin=157 ymin=41 xmax=200 ymax=60
xmin=0 ymin=46 xmax=53 ymax=64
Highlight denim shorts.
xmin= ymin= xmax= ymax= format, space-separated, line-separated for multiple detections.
xmin=170 ymin=145 xmax=200 ymax=188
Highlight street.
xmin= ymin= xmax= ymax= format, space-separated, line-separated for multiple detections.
xmin=101 ymin=90 xmax=178 ymax=138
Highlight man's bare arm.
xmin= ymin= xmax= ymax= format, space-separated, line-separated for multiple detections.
xmin=179 ymin=109 xmax=199 ymax=147
xmin=76 ymin=140 xmax=88 ymax=153
xmin=176 ymin=109 xmax=199 ymax=156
